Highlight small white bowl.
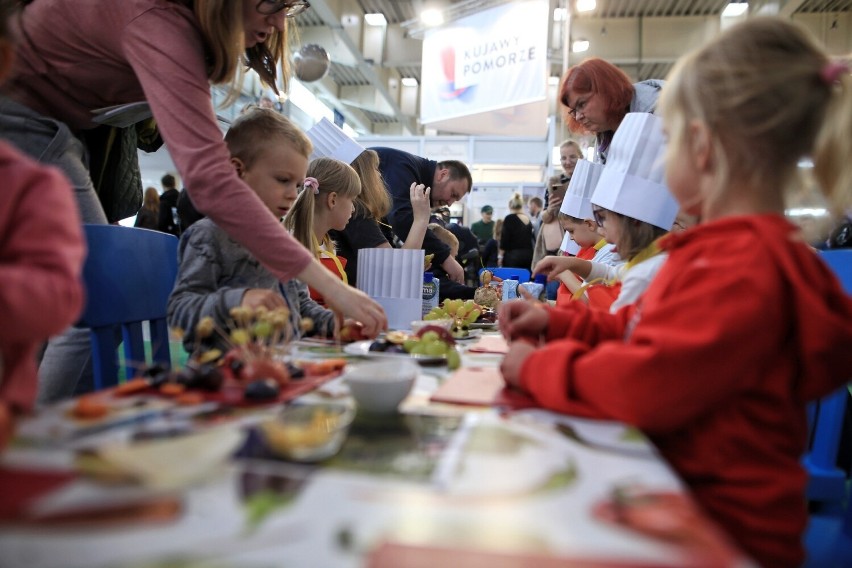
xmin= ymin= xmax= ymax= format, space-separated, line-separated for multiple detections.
xmin=345 ymin=360 xmax=418 ymax=413
xmin=410 ymin=318 xmax=453 ymax=334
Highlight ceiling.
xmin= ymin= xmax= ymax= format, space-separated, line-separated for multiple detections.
xmin=287 ymin=0 xmax=851 ymax=136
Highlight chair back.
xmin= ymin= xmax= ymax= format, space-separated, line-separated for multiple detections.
xmin=478 ymin=267 xmax=532 ymax=283
xmin=76 ymin=225 xmax=179 ymax=390
xmin=804 ymin=249 xmax=852 ymax=503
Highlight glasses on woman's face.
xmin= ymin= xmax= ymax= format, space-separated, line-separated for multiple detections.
xmin=256 ymin=0 xmax=310 ymax=17
xmin=592 ymin=207 xmax=607 ymax=228
xmin=565 ymin=93 xmax=593 ymax=119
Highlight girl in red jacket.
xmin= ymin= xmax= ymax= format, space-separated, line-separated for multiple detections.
xmin=499 ymin=17 xmax=852 ymax=568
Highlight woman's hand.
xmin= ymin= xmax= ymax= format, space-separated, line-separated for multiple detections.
xmin=410 ymin=183 xmax=431 ymax=224
xmin=241 ymin=288 xmax=287 ymax=310
xmin=498 ymin=299 xmax=549 ymax=341
xmin=500 ymin=339 xmax=538 ymax=388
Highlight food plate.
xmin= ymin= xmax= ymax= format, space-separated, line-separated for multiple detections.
xmin=468 ymin=322 xmax=498 ymax=331
xmin=343 ymin=340 xmax=448 ymax=365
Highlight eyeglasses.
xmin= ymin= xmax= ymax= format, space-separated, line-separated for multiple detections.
xmin=565 ymin=93 xmax=593 ymax=119
xmin=592 ymin=207 xmax=607 ymax=228
xmin=256 ymin=0 xmax=310 ymax=17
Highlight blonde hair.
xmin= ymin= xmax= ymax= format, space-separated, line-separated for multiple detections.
xmin=428 ymin=223 xmax=460 ymax=257
xmin=142 ymin=186 xmax=160 ymax=213
xmin=284 ymin=157 xmax=361 ymax=257
xmin=194 ymin=0 xmax=292 ymax=107
xmin=493 ymin=218 xmax=504 ymax=240
xmin=659 ymin=17 xmax=852 ymax=215
xmin=350 ymin=149 xmax=390 ymax=221
xmin=604 ymin=209 xmax=668 ymax=261
xmin=224 ymin=109 xmax=311 ymax=169
xmin=508 ymin=192 xmax=524 ymax=211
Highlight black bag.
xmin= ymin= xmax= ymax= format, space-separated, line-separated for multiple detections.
xmin=81 ymin=119 xmax=163 ymax=223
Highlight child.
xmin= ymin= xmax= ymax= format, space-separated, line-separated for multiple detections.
xmin=499 ymin=17 xmax=852 ymax=567
xmin=428 ymin=223 xmax=476 ymax=301
xmin=283 ymin=157 xmax=361 ymax=306
xmin=0 ymin=0 xmax=85 ymax=448
xmin=546 ymin=160 xmax=621 ymax=309
xmin=542 ymin=113 xmax=679 ymax=313
xmin=168 ymin=110 xmax=338 ymax=353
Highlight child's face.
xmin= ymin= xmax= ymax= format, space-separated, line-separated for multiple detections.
xmin=562 ymin=218 xmax=600 ymax=249
xmin=237 ymin=144 xmax=307 ymax=219
xmin=328 ymin=193 xmax=356 ymax=231
xmin=593 ymin=208 xmax=622 ymax=247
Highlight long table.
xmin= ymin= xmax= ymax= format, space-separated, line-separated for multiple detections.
xmin=0 ymin=334 xmax=752 ymax=568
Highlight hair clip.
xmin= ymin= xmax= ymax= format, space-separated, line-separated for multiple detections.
xmin=303 ymin=177 xmax=319 ymax=194
xmin=821 ymin=61 xmax=850 ymax=85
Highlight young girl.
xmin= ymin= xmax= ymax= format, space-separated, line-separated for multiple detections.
xmin=543 ymin=113 xmax=678 ymax=313
xmin=284 ymin=157 xmax=361 ymax=306
xmin=500 ymin=17 xmax=852 ymax=567
xmin=134 ymin=186 xmax=160 ymax=231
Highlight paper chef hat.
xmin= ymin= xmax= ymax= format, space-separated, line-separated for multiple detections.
xmin=306 ymin=117 xmax=365 ymax=164
xmin=559 ymin=232 xmax=581 ymax=256
xmin=560 ymin=160 xmax=604 ymax=219
xmin=590 ymin=113 xmax=679 ymax=230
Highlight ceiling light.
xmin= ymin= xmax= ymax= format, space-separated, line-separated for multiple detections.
xmin=421 ymin=9 xmax=444 ymax=27
xmin=401 ymin=77 xmax=418 ymax=87
xmin=364 ymin=13 xmax=387 ymax=26
xmin=722 ymin=1 xmax=748 ymax=17
xmin=553 ymin=8 xmax=567 ymax=21
xmin=576 ymin=0 xmax=596 ymax=12
xmin=572 ymin=39 xmax=590 ymax=53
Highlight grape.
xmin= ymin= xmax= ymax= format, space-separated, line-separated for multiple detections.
xmin=446 ymin=350 xmax=461 ymax=370
xmin=421 ymin=331 xmax=439 ymax=343
xmin=424 ymin=341 xmax=448 ymax=356
xmin=409 ymin=342 xmax=429 ymax=355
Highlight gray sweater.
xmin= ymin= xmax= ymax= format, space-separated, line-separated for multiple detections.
xmin=167 ymin=218 xmax=335 ymax=353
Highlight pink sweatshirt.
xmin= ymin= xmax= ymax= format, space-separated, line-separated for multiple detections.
xmin=9 ymin=0 xmax=313 ymax=282
xmin=0 ymin=142 xmax=86 ymax=412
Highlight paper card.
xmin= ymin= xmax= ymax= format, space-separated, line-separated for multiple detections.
xmin=467 ymin=335 xmax=509 ymax=354
xmin=373 ymin=297 xmax=422 ymax=331
xmin=430 ymin=367 xmax=534 ymax=409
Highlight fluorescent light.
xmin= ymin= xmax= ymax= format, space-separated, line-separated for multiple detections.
xmin=401 ymin=77 xmax=418 ymax=87
xmin=364 ymin=13 xmax=387 ymax=26
xmin=722 ymin=1 xmax=748 ymax=17
xmin=576 ymin=0 xmax=596 ymax=12
xmin=553 ymin=7 xmax=567 ymax=21
xmin=421 ymin=9 xmax=444 ymax=27
xmin=572 ymin=39 xmax=590 ymax=53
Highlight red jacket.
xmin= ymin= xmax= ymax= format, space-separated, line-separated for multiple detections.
xmin=555 ymin=243 xmax=620 ymax=310
xmin=519 ymin=215 xmax=852 ymax=567
xmin=0 ymin=142 xmax=85 ymax=412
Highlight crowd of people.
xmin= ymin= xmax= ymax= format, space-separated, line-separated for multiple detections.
xmin=1 ymin=1 xmax=851 ymax=565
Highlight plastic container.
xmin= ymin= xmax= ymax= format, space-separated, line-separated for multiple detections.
xmin=501 ymin=275 xmax=520 ymax=301
xmin=520 ymin=273 xmax=546 ymax=301
xmin=422 ymin=271 xmax=440 ymax=318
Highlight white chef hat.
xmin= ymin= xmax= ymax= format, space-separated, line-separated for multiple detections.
xmin=590 ymin=113 xmax=679 ymax=230
xmin=560 ymin=159 xmax=604 ymax=220
xmin=306 ymin=117 xmax=365 ymax=164
xmin=559 ymin=232 xmax=581 ymax=256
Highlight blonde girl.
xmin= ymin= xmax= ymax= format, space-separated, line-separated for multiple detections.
xmin=500 ymin=17 xmax=852 ymax=567
xmin=285 ymin=157 xmax=361 ymax=305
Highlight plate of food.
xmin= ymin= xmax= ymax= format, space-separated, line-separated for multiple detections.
xmin=343 ymin=328 xmax=461 ymax=369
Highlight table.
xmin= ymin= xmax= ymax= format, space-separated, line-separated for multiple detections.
xmin=0 ymin=334 xmax=751 ymax=568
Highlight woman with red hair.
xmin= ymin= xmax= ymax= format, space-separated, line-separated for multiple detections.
xmin=560 ymin=58 xmax=664 ymax=164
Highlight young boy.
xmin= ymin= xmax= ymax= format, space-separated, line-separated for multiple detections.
xmin=549 ymin=160 xmax=621 ymax=309
xmin=167 ymin=110 xmax=336 ymax=353
xmin=0 ymin=0 xmax=85 ymax=449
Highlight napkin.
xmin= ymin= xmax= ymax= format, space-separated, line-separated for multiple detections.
xmin=357 ymin=248 xmax=424 ymax=330
xmin=430 ymin=367 xmax=535 ymax=409
xmin=467 ymin=335 xmax=509 ymax=354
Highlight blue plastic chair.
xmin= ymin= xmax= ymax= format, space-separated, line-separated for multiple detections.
xmin=75 ymin=225 xmax=179 ymax=390
xmin=478 ymin=267 xmax=531 ymax=283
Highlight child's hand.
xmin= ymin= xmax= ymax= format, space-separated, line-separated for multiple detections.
xmin=498 ymin=299 xmax=549 ymax=341
xmin=241 ymin=288 xmax=287 ymax=311
xmin=410 ymin=183 xmax=431 ymax=223
xmin=500 ymin=339 xmax=538 ymax=388
xmin=534 ymin=256 xmax=576 ymax=281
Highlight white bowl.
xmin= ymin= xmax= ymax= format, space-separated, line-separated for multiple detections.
xmin=345 ymin=360 xmax=418 ymax=413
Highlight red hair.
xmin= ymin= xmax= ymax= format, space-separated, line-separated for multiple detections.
xmin=560 ymin=58 xmax=634 ymax=134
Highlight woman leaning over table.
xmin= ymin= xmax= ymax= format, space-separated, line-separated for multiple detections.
xmin=560 ymin=57 xmax=664 ymax=164
xmin=0 ymin=0 xmax=386 ymax=402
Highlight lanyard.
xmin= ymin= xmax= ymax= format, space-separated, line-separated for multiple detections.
xmin=313 ymin=235 xmax=348 ymax=285
xmin=571 ymin=237 xmax=664 ymax=300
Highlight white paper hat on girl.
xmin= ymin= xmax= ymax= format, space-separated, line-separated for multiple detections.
xmin=306 ymin=118 xmax=365 ymax=164
xmin=590 ymin=113 xmax=678 ymax=230
xmin=560 ymin=159 xmax=605 ymax=219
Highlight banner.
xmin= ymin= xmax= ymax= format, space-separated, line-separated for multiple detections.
xmin=420 ymin=0 xmax=549 ymax=136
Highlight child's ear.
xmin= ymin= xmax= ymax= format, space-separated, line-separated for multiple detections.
xmin=326 ymin=191 xmax=338 ymax=208
xmin=583 ymin=219 xmax=597 ymax=231
xmin=688 ymin=120 xmax=713 ymax=172
xmin=230 ymin=157 xmax=246 ymax=178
